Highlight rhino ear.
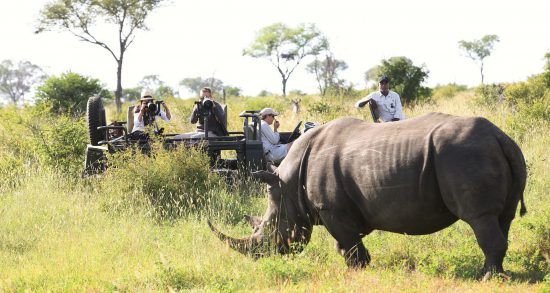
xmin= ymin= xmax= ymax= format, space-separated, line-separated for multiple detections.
xmin=252 ymin=170 xmax=279 ymax=186
xmin=244 ymin=215 xmax=262 ymax=229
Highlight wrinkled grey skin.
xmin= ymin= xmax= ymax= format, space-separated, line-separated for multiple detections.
xmin=209 ymin=113 xmax=527 ymax=279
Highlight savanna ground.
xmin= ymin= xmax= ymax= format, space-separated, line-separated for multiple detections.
xmin=0 ymin=81 xmax=548 ymax=291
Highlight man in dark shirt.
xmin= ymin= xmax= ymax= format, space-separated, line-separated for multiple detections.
xmin=175 ymin=87 xmax=227 ymax=139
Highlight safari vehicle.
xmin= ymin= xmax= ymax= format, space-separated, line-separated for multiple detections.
xmin=83 ymin=96 xmax=303 ymax=175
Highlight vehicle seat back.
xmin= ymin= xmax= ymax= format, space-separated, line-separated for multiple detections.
xmin=127 ymin=106 xmax=135 ymax=132
xmin=221 ymin=104 xmax=228 ymax=129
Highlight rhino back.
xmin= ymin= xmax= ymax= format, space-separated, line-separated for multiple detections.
xmin=282 ymin=113 xmax=504 ymax=235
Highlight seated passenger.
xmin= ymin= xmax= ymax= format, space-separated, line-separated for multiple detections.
xmin=130 ymin=90 xmax=171 ymax=140
xmin=259 ymin=108 xmax=293 ymax=165
xmin=175 ymin=87 xmax=227 ymax=139
xmin=355 ymin=75 xmax=406 ymax=122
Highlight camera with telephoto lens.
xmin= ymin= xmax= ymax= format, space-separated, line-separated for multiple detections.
xmin=194 ymin=98 xmax=214 ymax=116
xmin=143 ymin=100 xmax=163 ymax=116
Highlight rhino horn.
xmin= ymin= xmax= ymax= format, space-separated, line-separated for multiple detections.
xmin=207 ymin=220 xmax=257 ymax=256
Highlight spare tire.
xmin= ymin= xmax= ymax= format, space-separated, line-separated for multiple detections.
xmin=87 ymin=96 xmax=107 ymax=146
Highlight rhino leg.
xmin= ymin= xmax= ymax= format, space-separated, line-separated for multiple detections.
xmin=336 ymin=241 xmax=371 ymax=266
xmin=468 ymin=216 xmax=507 ymax=277
xmin=319 ymin=211 xmax=370 ymax=268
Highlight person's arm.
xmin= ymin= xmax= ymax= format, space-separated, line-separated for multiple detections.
xmin=355 ymin=94 xmax=372 ymax=108
xmin=261 ymin=122 xmax=280 ymax=144
xmin=394 ymin=94 xmax=406 ymax=120
xmin=189 ymin=105 xmax=199 ymax=123
xmin=137 ymin=106 xmax=146 ymax=122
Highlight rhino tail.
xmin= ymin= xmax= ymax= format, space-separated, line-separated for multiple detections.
xmin=519 ymin=197 xmax=527 ymax=217
xmin=496 ymin=131 xmax=528 ymax=217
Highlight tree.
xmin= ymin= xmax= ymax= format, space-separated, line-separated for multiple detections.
xmin=179 ymin=77 xmax=224 ymax=97
xmin=122 ymin=86 xmax=141 ymax=102
xmin=365 ymin=56 xmax=431 ymax=104
xmin=458 ymin=35 xmax=500 ymax=84
xmin=223 ymin=86 xmax=241 ymax=97
xmin=138 ymin=75 xmax=174 ymax=98
xmin=35 ymin=72 xmax=111 ymax=115
xmin=36 ymin=0 xmax=165 ymax=114
xmin=306 ymin=52 xmax=348 ymax=96
xmin=0 ymin=60 xmax=45 ymax=104
xmin=258 ymin=90 xmax=274 ymax=97
xmin=243 ymin=23 xmax=328 ymax=96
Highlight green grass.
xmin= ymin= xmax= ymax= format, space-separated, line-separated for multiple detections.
xmin=0 ymin=88 xmax=548 ymax=291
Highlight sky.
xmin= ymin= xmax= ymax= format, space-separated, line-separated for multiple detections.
xmin=1 ymin=0 xmax=549 ymax=98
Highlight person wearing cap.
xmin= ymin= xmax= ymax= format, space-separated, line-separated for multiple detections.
xmin=259 ymin=108 xmax=292 ymax=164
xmin=175 ymin=87 xmax=227 ymax=139
xmin=355 ymin=75 xmax=406 ymax=122
xmin=130 ymin=89 xmax=171 ymax=138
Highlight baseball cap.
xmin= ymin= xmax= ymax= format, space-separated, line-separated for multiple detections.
xmin=379 ymin=75 xmax=389 ymax=83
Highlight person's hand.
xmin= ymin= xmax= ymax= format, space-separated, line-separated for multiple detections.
xmin=274 ymin=120 xmax=280 ymax=131
xmin=368 ymin=99 xmax=377 ymax=109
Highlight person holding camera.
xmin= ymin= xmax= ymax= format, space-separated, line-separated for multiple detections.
xmin=175 ymin=87 xmax=227 ymax=139
xmin=355 ymin=75 xmax=406 ymax=122
xmin=259 ymin=108 xmax=292 ymax=165
xmin=130 ymin=90 xmax=171 ymax=139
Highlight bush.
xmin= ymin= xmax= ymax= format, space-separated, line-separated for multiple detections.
xmin=29 ymin=114 xmax=88 ymax=175
xmin=431 ymin=83 xmax=468 ymax=101
xmin=100 ymin=143 xmax=225 ymax=220
xmin=505 ymin=74 xmax=548 ymax=106
xmin=473 ymin=83 xmax=504 ymax=107
xmin=35 ymin=72 xmax=112 ymax=116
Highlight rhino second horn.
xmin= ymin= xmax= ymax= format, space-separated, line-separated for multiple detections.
xmin=207 ymin=220 xmax=255 ymax=256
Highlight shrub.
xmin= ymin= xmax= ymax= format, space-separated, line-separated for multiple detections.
xmin=100 ymin=143 xmax=225 ymax=220
xmin=28 ymin=114 xmax=88 ymax=175
xmin=473 ymin=83 xmax=504 ymax=107
xmin=307 ymin=101 xmax=332 ymax=115
xmin=505 ymin=74 xmax=548 ymax=106
xmin=431 ymin=83 xmax=468 ymax=101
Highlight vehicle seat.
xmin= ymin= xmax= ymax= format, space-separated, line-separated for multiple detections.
xmin=221 ymin=104 xmax=228 ymax=129
xmin=244 ymin=125 xmax=258 ymax=140
xmin=127 ymin=106 xmax=135 ymax=132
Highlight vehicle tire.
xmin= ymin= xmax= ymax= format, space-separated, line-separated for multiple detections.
xmin=87 ymin=96 xmax=107 ymax=146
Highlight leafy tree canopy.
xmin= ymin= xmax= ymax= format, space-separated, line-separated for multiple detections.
xmin=36 ymin=0 xmax=166 ymax=113
xmin=138 ymin=75 xmax=174 ymax=99
xmin=0 ymin=60 xmax=46 ymax=105
xmin=306 ymin=53 xmax=348 ymax=96
xmin=35 ymin=72 xmax=111 ymax=115
xmin=243 ymin=23 xmax=328 ymax=96
xmin=458 ymin=35 xmax=500 ymax=84
xmin=179 ymin=77 xmax=233 ymax=98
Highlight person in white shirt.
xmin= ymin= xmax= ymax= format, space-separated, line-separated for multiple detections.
xmin=130 ymin=90 xmax=171 ymax=139
xmin=259 ymin=108 xmax=293 ymax=165
xmin=355 ymin=75 xmax=406 ymax=122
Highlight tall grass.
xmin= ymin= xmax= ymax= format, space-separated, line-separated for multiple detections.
xmin=0 ymin=81 xmax=548 ymax=290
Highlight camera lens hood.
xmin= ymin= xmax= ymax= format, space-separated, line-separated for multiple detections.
xmin=202 ymin=99 xmax=214 ymax=110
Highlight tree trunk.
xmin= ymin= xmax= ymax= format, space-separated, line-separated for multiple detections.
xmin=282 ymin=77 xmax=287 ymax=97
xmin=480 ymin=61 xmax=484 ymax=85
xmin=115 ymin=59 xmax=123 ymax=114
